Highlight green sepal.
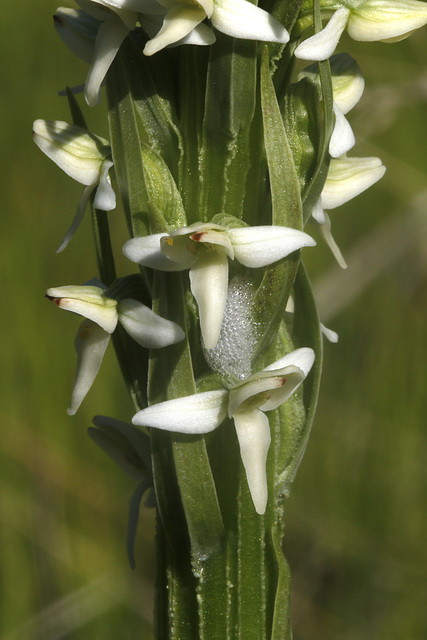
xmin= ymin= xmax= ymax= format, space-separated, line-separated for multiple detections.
xmin=140 ymin=142 xmax=187 ymax=233
xmin=282 ymin=77 xmax=320 ymax=193
xmin=66 ymin=87 xmax=88 ymax=130
xmin=88 ymin=419 xmax=151 ymax=482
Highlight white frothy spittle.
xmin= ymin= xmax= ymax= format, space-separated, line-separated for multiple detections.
xmin=203 ymin=276 xmax=257 ymax=379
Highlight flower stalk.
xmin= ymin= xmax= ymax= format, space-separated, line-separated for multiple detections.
xmin=34 ymin=0 xmax=427 ymax=635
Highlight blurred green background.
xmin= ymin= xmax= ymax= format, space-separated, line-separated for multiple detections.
xmin=1 ymin=3 xmax=426 ymax=638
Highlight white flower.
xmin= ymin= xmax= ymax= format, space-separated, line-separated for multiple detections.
xmin=295 ymin=0 xmax=427 ymax=62
xmin=33 ymin=120 xmax=116 ymax=252
xmin=141 ymin=0 xmax=290 ymax=56
xmin=123 ymin=223 xmax=315 ymax=349
xmin=46 ymin=282 xmax=185 ymax=414
xmin=55 ymin=2 xmax=136 ymax=106
xmin=132 ymin=347 xmax=315 ymax=514
xmin=312 ymin=156 xmax=386 ymax=267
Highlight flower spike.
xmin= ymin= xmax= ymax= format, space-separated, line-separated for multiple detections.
xmin=132 ymin=348 xmax=315 ymax=514
xmin=123 ymin=223 xmax=315 ymax=349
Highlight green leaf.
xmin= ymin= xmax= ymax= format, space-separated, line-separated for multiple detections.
xmin=250 ymin=48 xmax=303 ymax=362
xmin=198 ymin=36 xmax=257 ymax=223
xmin=275 ymin=261 xmax=323 ymax=493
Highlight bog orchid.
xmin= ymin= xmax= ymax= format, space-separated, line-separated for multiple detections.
xmin=33 ymin=119 xmax=116 ymax=252
xmin=46 ymin=282 xmax=184 ymax=414
xmin=132 ymin=347 xmax=315 ymax=514
xmin=141 ymin=0 xmax=290 ymax=56
xmin=56 ymin=0 xmax=290 ymax=101
xmin=312 ymin=155 xmax=386 ymax=267
xmin=123 ymin=223 xmax=315 ymax=349
xmin=295 ymin=0 xmax=427 ymax=61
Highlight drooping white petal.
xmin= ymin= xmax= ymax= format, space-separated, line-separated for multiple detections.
xmin=212 ymin=0 xmax=290 ymax=44
xmin=93 ymin=160 xmax=116 ymax=210
xmin=189 ymin=251 xmax=229 ymax=349
xmin=263 ymin=347 xmax=315 ymax=378
xmin=85 ymin=15 xmax=130 ymax=105
xmin=318 ymin=212 xmax=348 ymax=269
xmin=233 ymin=408 xmax=271 ymax=514
xmin=294 ymin=7 xmax=350 ymax=61
xmin=311 ymin=199 xmax=326 ymax=225
xmin=143 ymin=5 xmax=207 ymax=56
xmin=320 ymin=323 xmax=339 ymax=343
xmin=132 ymin=390 xmax=229 ymax=433
xmin=228 ymin=226 xmax=316 ymax=268
xmin=68 ymin=320 xmax=111 ymax=415
xmin=57 ymin=184 xmax=96 ymax=253
xmin=321 ymin=156 xmax=386 ymax=209
xmin=347 ymin=0 xmax=427 ymax=42
xmin=122 ymin=234 xmax=189 ymax=271
xmin=329 ymin=103 xmax=356 ymax=158
xmin=118 ymin=298 xmax=185 ymax=348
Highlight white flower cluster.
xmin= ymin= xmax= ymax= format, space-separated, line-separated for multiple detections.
xmin=37 ymin=0 xmax=427 ymax=516
xmin=55 ymin=0 xmax=290 ymax=105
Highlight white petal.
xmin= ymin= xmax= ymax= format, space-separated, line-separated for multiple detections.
xmin=233 ymin=408 xmax=271 ymax=514
xmin=68 ymin=320 xmax=111 ymax=415
xmin=32 ymin=120 xmax=107 ymax=185
xmin=329 ymin=104 xmax=355 ymax=158
xmin=320 ymin=323 xmax=339 ymax=343
xmin=85 ymin=15 xmax=129 ymax=106
xmin=54 ymin=8 xmax=97 ymax=64
xmin=294 ymin=7 xmax=350 ymax=61
xmin=228 ymin=365 xmax=304 ymax=416
xmin=143 ymin=5 xmax=206 ymax=56
xmin=93 ymin=160 xmax=116 ymax=210
xmin=122 ymin=234 xmax=188 ymax=271
xmin=263 ymin=347 xmax=315 ymax=378
xmin=318 ymin=212 xmax=348 ymax=269
xmin=228 ymin=226 xmax=315 ymax=268
xmin=57 ymin=184 xmax=95 ymax=253
xmin=132 ymin=390 xmax=229 ymax=433
xmin=330 ymin=54 xmax=365 ymax=114
xmin=47 ymin=285 xmax=118 ymax=332
xmin=311 ymin=199 xmax=326 ymax=225
xmin=189 ymin=252 xmax=229 ymax=349
xmin=321 ymin=156 xmax=386 ymax=209
xmin=176 ymin=21 xmax=216 ymax=46
xmin=212 ymin=0 xmax=289 ymax=43
xmin=347 ymin=0 xmax=427 ymax=42
xmin=118 ymin=298 xmax=185 ymax=348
